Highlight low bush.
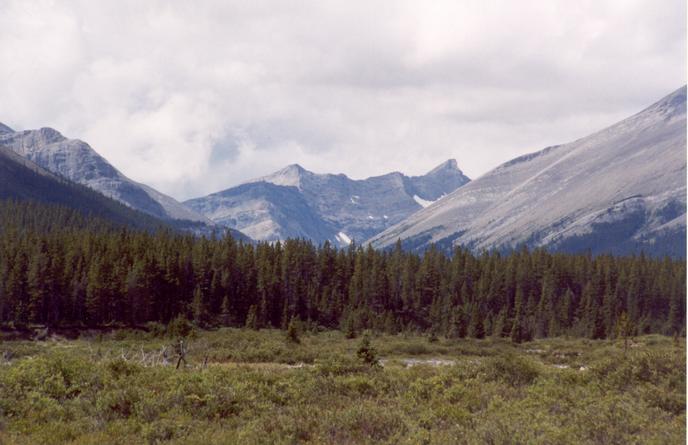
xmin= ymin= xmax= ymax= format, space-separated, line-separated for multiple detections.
xmin=481 ymin=353 xmax=542 ymax=386
xmin=0 ymin=331 xmax=683 ymax=444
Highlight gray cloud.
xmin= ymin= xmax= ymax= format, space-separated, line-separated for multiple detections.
xmin=0 ymin=0 xmax=685 ymax=200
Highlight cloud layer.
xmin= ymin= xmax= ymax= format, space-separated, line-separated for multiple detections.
xmin=1 ymin=0 xmax=685 ymax=199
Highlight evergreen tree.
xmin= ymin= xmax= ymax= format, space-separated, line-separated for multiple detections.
xmin=615 ymin=311 xmax=633 ymax=355
xmin=492 ymin=308 xmax=508 ymax=338
xmin=220 ymin=295 xmax=232 ymax=326
xmin=245 ymin=304 xmax=259 ymax=330
xmin=467 ymin=304 xmax=485 ymax=339
xmin=356 ymin=334 xmax=379 ymax=366
xmin=191 ymin=286 xmax=207 ymax=327
xmin=286 ymin=316 xmax=300 ymax=343
xmin=27 ymin=246 xmax=50 ymax=323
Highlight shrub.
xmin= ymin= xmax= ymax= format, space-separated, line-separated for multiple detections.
xmin=111 ymin=329 xmax=146 ymax=341
xmin=106 ymin=358 xmax=141 ymax=379
xmin=327 ymin=402 xmax=406 ymax=443
xmin=482 ymin=353 xmax=541 ymax=386
xmin=145 ymin=321 xmax=166 ymax=337
xmin=143 ymin=419 xmax=184 ymax=443
xmin=315 ymin=356 xmax=368 ymax=376
xmin=96 ymin=386 xmax=140 ymax=420
xmin=337 ymin=375 xmax=379 ymax=397
xmin=393 ymin=342 xmax=430 ymax=355
xmin=167 ymin=315 xmax=193 ymax=338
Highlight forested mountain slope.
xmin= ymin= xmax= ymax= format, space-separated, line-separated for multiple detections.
xmin=0 ymin=123 xmax=210 ymax=223
xmin=0 ymin=147 xmax=171 ymax=231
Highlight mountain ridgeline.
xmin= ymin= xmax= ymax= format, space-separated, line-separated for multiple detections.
xmin=0 ymin=124 xmax=210 ymax=224
xmin=370 ymin=86 xmax=687 ymax=258
xmin=185 ymin=160 xmax=470 ymax=246
xmin=0 ymin=146 xmax=176 ymax=231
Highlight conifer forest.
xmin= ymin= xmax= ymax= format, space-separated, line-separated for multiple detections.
xmin=0 ymin=200 xmax=684 ymax=340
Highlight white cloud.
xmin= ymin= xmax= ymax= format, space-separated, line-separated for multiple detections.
xmin=0 ymin=0 xmax=685 ymax=200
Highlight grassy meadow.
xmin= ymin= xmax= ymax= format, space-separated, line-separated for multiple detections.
xmin=0 ymin=328 xmax=685 ymax=444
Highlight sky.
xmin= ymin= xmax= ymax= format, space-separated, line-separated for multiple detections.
xmin=0 ymin=0 xmax=685 ymax=200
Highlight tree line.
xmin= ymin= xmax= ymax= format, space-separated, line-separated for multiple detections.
xmin=0 ymin=200 xmax=685 ymax=341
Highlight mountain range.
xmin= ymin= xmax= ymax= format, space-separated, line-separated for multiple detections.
xmin=0 ymin=86 xmax=684 ymax=257
xmin=369 ymin=86 xmax=687 ymax=257
xmin=0 ymin=124 xmax=209 ymax=224
xmin=0 ymin=144 xmax=172 ymax=230
xmin=184 ymin=159 xmax=470 ymax=246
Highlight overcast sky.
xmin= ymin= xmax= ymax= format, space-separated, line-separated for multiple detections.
xmin=0 ymin=0 xmax=685 ymax=200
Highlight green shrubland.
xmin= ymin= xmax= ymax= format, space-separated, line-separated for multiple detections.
xmin=0 ymin=329 xmax=684 ymax=444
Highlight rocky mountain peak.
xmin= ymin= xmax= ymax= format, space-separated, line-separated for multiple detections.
xmin=426 ymin=158 xmax=461 ymax=176
xmin=648 ymin=85 xmax=686 ymax=117
xmin=0 ymin=122 xmax=14 ymax=134
xmin=254 ymin=163 xmax=312 ymax=188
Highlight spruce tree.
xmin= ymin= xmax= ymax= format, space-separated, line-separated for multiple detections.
xmin=467 ymin=305 xmax=485 ymax=339
xmin=245 ymin=304 xmax=259 ymax=330
xmin=356 ymin=334 xmax=379 ymax=366
xmin=191 ymin=286 xmax=206 ymax=327
xmin=220 ymin=295 xmax=232 ymax=326
xmin=492 ymin=308 xmax=508 ymax=338
xmin=615 ymin=311 xmax=633 ymax=355
xmin=286 ymin=316 xmax=300 ymax=343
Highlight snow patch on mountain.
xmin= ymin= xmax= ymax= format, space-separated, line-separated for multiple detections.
xmin=413 ymin=195 xmax=434 ymax=208
xmin=336 ymin=232 xmax=352 ymax=245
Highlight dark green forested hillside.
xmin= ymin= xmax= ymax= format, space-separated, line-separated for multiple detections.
xmin=0 ymin=147 xmax=176 ymax=231
xmin=0 ymin=200 xmax=684 ymax=340
xmin=0 ymin=147 xmax=231 ymax=237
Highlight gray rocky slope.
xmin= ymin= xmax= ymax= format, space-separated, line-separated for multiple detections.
xmin=185 ymin=160 xmax=470 ymax=246
xmin=0 ymin=124 xmax=210 ymax=224
xmin=0 ymin=145 xmax=185 ymax=231
xmin=368 ymin=86 xmax=687 ymax=257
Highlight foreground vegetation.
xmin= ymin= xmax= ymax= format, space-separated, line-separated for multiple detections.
xmin=0 ymin=328 xmax=684 ymax=444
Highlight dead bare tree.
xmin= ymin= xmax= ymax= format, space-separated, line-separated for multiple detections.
xmin=175 ymin=339 xmax=188 ymax=369
xmin=161 ymin=345 xmax=170 ymax=367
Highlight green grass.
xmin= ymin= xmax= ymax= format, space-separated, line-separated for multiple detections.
xmin=0 ymin=329 xmax=684 ymax=444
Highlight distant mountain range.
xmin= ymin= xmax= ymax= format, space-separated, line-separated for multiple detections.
xmin=1 ymin=86 xmax=684 ymax=257
xmin=0 ymin=145 xmax=171 ymax=230
xmin=0 ymin=124 xmax=209 ymax=224
xmin=369 ymin=86 xmax=687 ymax=257
xmin=184 ymin=159 xmax=470 ymax=246
xmin=0 ymin=123 xmax=252 ymax=240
